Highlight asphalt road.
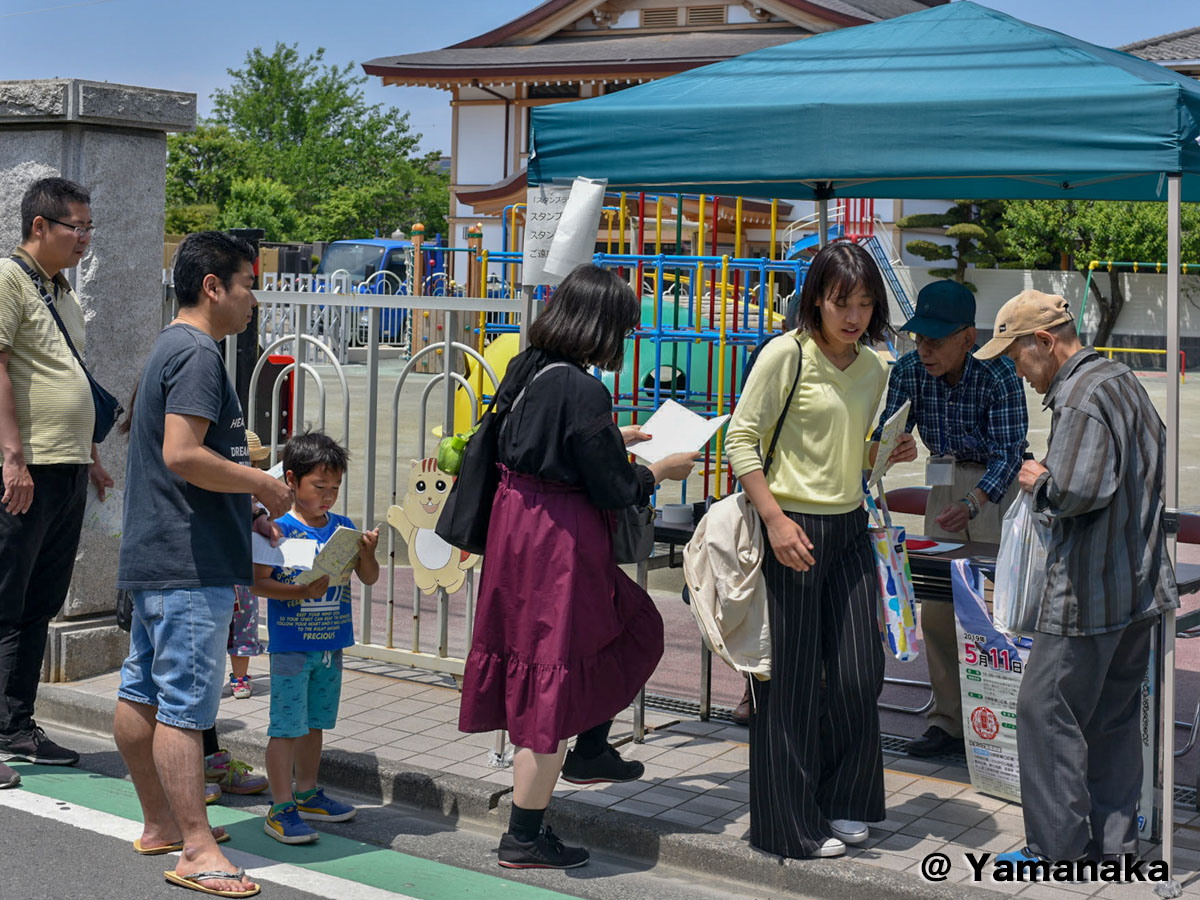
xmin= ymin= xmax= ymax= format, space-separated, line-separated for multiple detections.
xmin=1 ymin=723 xmax=810 ymax=900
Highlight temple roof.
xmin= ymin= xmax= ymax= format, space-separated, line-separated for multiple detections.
xmin=1119 ymin=26 xmax=1200 ymax=63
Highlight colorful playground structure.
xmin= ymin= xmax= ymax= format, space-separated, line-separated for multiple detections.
xmin=450 ymin=193 xmax=914 ymax=502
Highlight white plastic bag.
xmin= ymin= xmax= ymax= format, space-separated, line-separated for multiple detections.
xmin=992 ymin=493 xmax=1050 ymax=638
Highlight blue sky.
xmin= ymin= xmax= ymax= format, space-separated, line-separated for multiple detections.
xmin=0 ymin=0 xmax=1192 ymax=154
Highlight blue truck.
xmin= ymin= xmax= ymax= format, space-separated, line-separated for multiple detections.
xmin=315 ymin=237 xmax=446 ymax=344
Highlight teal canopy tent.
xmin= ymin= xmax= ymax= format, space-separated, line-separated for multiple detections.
xmin=529 ymin=1 xmax=1197 ymax=884
xmin=528 ymin=1 xmax=1200 ymax=202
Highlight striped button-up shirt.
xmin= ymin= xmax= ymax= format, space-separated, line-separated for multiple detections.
xmin=874 ymin=350 xmax=1028 ymax=503
xmin=1032 ymin=349 xmax=1178 ymax=636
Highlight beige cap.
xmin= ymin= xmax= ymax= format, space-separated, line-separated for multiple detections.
xmin=245 ymin=429 xmax=270 ymax=463
xmin=975 ymin=290 xmax=1073 ymax=360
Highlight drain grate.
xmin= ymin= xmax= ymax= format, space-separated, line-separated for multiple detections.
xmin=644 ymin=692 xmax=740 ymax=724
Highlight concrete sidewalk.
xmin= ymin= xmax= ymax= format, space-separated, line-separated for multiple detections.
xmin=34 ymin=654 xmax=1200 ymax=900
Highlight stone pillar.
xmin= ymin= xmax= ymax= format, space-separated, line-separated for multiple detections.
xmin=0 ymin=79 xmax=196 ymax=681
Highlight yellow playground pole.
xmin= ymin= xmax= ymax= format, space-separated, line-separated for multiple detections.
xmin=769 ymin=199 xmax=778 ymax=330
xmin=508 ymin=205 xmax=519 ymax=299
xmin=476 ymin=250 xmax=490 ymax=418
xmin=714 ymin=255 xmax=730 ymax=499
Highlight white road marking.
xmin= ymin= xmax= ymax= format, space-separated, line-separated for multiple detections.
xmin=0 ymin=788 xmax=416 ymax=900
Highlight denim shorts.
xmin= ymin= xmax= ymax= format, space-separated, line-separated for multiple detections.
xmin=268 ymin=650 xmax=343 ymax=738
xmin=117 ymin=586 xmax=236 ymax=730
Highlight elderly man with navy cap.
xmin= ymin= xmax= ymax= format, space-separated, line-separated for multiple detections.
xmin=872 ymin=279 xmax=1028 ymax=758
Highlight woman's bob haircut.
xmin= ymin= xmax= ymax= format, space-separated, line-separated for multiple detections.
xmin=529 ymin=264 xmax=640 ymax=371
xmin=795 ymin=241 xmax=891 ymax=345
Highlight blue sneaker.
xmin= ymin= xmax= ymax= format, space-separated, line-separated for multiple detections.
xmin=294 ymin=787 xmax=357 ymax=823
xmin=264 ymin=802 xmax=319 ymax=844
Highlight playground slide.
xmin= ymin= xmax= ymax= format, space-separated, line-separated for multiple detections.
xmin=450 ymin=332 xmax=520 ymax=435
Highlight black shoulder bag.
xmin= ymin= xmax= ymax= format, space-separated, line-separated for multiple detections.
xmin=10 ymin=257 xmax=123 ymax=443
xmin=435 ymin=362 xmax=570 ymax=555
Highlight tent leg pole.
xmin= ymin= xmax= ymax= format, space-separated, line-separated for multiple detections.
xmin=1157 ymin=172 xmax=1182 ymax=900
xmin=818 ymin=199 xmax=829 ymax=249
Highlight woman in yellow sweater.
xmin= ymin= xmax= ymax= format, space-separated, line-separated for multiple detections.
xmin=725 ymin=241 xmax=902 ymax=860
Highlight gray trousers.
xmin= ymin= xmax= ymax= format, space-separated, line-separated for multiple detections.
xmin=1016 ymin=616 xmax=1155 ymax=860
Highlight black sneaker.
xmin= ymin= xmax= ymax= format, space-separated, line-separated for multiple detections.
xmin=0 ymin=761 xmax=19 ymax=789
xmin=0 ymin=724 xmax=80 ymax=766
xmin=498 ymin=827 xmax=589 ymax=869
xmin=560 ymin=746 xmax=644 ymax=785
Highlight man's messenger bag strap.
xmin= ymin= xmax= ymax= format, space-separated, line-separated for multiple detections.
xmin=9 ymin=256 xmax=123 ymax=443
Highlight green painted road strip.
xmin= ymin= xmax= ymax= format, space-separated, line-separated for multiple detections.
xmin=12 ymin=763 xmax=580 ymax=900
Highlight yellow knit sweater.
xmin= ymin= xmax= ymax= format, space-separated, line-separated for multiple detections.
xmin=725 ymin=330 xmax=888 ymax=515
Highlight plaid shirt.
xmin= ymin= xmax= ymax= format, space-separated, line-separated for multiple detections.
xmin=874 ymin=350 xmax=1028 ymax=503
xmin=1032 ymin=349 xmax=1178 ymax=636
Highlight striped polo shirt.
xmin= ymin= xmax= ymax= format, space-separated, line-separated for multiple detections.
xmin=0 ymin=249 xmax=93 ymax=466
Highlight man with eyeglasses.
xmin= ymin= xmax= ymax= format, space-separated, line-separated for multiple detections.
xmin=871 ymin=279 xmax=1028 ymax=758
xmin=0 ymin=177 xmax=112 ymax=790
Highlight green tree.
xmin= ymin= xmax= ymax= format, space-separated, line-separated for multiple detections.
xmin=165 ymin=43 xmax=449 ymax=240
xmin=896 ymin=200 xmax=1003 ymax=292
xmin=999 ymin=200 xmax=1200 ymax=346
xmin=215 ymin=177 xmax=301 ymax=241
xmin=165 ymin=203 xmax=219 ymax=236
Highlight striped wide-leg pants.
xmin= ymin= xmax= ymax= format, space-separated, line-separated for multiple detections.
xmin=748 ymin=507 xmax=886 ymax=858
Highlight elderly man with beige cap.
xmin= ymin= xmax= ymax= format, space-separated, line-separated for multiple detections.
xmin=976 ymin=290 xmax=1178 ymax=867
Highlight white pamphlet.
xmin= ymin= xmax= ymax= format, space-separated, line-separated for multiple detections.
xmin=252 ymin=532 xmax=317 ymax=570
xmin=267 ymin=460 xmax=285 ymax=480
xmin=82 ymin=483 xmax=123 ymax=537
xmin=295 ymin=525 xmax=363 ymax=587
xmin=629 ymin=400 xmax=730 ymax=465
xmin=867 ymin=399 xmax=911 ymax=487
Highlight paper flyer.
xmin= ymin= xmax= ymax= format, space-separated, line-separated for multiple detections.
xmin=251 ymin=532 xmax=317 ymax=570
xmin=295 ymin=525 xmax=362 ymax=587
xmin=867 ymin=399 xmax=911 ymax=487
xmin=82 ymin=483 xmax=123 ymax=537
xmin=542 ymin=176 xmax=608 ymax=281
xmin=629 ymin=400 xmax=730 ymax=464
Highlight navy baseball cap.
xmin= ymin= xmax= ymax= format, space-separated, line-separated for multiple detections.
xmin=901 ymin=280 xmax=976 ymax=338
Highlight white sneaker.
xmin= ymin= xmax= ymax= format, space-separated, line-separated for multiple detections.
xmin=813 ymin=836 xmax=846 ymax=858
xmin=830 ymin=819 xmax=869 ymax=845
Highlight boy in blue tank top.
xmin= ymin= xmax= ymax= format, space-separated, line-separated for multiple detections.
xmin=253 ymin=431 xmax=380 ymax=844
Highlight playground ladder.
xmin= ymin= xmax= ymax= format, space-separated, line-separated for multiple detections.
xmin=860 ymin=234 xmax=915 ymax=321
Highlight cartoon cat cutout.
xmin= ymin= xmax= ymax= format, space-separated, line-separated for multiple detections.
xmin=387 ymin=458 xmax=479 ymax=594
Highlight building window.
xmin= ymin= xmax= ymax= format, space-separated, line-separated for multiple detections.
xmin=527 ymin=83 xmax=581 ymax=99
xmin=603 ymin=81 xmax=641 ymax=95
xmin=686 ymin=5 xmax=726 ymax=26
xmin=641 ymin=8 xmax=679 ymax=27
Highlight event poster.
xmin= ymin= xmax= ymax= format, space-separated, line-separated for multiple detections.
xmin=951 ymin=559 xmax=1029 ymax=803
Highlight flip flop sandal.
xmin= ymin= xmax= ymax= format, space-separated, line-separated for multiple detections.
xmin=163 ymin=867 xmax=260 ymax=897
xmin=134 ymin=830 xmax=230 ymax=855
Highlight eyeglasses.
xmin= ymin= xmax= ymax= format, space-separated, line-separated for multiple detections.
xmin=43 ymin=216 xmax=95 ymax=238
xmin=911 ymin=327 xmax=967 ymax=350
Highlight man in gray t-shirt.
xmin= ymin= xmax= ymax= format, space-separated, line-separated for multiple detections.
xmin=114 ymin=232 xmax=290 ymax=897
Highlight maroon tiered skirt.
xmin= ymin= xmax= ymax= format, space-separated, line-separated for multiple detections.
xmin=458 ymin=467 xmax=664 ymax=753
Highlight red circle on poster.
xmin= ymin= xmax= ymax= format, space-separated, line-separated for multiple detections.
xmin=970 ymin=706 xmax=999 ymax=740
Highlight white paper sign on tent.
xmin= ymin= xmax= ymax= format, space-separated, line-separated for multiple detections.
xmin=541 ymin=176 xmax=608 ymax=281
xmin=522 ymin=182 xmax=573 ymax=287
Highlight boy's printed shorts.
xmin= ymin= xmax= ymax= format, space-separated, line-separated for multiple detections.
xmin=228 ymin=584 xmax=264 ymax=657
xmin=268 ymin=649 xmax=343 ymax=738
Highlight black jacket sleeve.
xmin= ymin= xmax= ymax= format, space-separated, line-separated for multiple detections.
xmin=569 ymin=380 xmax=655 ymax=510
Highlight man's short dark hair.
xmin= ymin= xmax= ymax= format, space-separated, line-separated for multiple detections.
xmin=21 ymin=177 xmax=91 ymax=240
xmin=530 ymin=264 xmax=640 ymax=371
xmin=282 ymin=431 xmax=350 ymax=482
xmin=173 ymin=231 xmax=257 ymax=308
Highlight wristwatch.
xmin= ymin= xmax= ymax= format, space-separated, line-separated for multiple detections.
xmin=961 ymin=491 xmax=981 ymax=520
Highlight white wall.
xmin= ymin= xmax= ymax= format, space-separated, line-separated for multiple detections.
xmin=898 ymin=266 xmax=1200 ymax=340
xmin=455 ymin=105 xmax=508 ymax=186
